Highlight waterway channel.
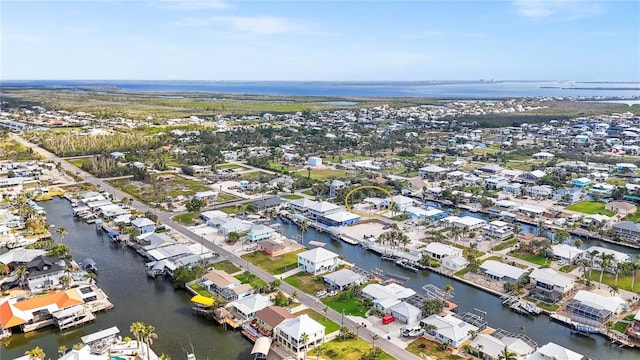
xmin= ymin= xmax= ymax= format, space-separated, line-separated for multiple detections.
xmin=1 ymin=198 xmax=252 ymax=360
xmin=2 ymin=198 xmax=639 ymax=360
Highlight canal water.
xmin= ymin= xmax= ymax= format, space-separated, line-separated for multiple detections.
xmin=275 ymin=217 xmax=639 ymax=360
xmin=1 ymin=198 xmax=252 ymax=360
xmin=2 ymin=198 xmax=638 ymax=360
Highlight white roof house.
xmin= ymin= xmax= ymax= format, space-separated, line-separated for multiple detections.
xmin=551 ymin=244 xmax=584 ymax=262
xmin=274 ymin=314 xmax=325 ymax=355
xmin=470 ymin=333 xmax=536 ymax=360
xmin=480 ymin=260 xmax=528 ymax=282
xmin=323 ymin=269 xmax=365 ymax=289
xmin=289 ymin=198 xmax=318 ymax=213
xmin=527 ymin=342 xmax=584 ymax=360
xmin=443 ymin=216 xmax=487 ymax=230
xmin=131 ymin=217 xmax=155 ymax=228
xmin=571 ymin=290 xmax=628 ymax=315
xmin=424 ymin=242 xmax=462 ymax=260
xmin=420 ymin=313 xmax=478 ymax=347
xmin=362 ymin=283 xmax=416 ymax=302
xmin=529 ymin=268 xmax=575 ymax=294
xmin=442 ymin=255 xmax=469 ymax=271
xmin=308 ymin=201 xmax=341 ymax=217
xmin=219 ymin=218 xmax=252 ymax=236
xmin=0 ymin=248 xmax=46 ymax=264
xmin=389 ymin=301 xmax=422 ymax=324
xmin=231 ymin=293 xmax=273 ymax=319
xmin=297 ymin=248 xmax=340 ymax=275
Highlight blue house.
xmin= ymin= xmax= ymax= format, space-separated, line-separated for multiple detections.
xmin=131 ymin=217 xmax=156 ymax=234
xmin=616 ymin=163 xmax=638 ymax=173
xmin=321 ymin=211 xmax=361 ymax=227
xmin=571 ymin=177 xmax=591 ymax=188
xmin=247 ymin=224 xmax=275 ymax=242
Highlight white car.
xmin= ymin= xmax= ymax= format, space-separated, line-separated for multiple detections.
xmin=328 ymin=290 xmax=338 ymax=297
xmin=316 ymin=290 xmax=327 ymax=298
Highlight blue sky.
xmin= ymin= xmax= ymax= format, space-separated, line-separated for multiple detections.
xmin=2 ymin=0 xmax=639 ymax=81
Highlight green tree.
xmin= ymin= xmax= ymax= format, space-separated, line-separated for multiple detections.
xmin=300 ymin=332 xmax=310 ymax=360
xmin=130 ymin=321 xmax=146 ymax=350
xmin=185 ymin=198 xmax=207 ymax=213
xmin=24 ymin=346 xmax=46 ymax=360
xmin=58 ymin=345 xmax=68 ymax=357
xmin=142 ymin=323 xmax=158 ymax=360
xmin=56 ymin=226 xmax=68 ymax=244
xmin=498 ymin=346 xmax=517 ymax=360
xmin=422 ymin=299 xmax=444 ymax=317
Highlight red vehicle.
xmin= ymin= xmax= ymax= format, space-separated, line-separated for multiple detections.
xmin=382 ymin=314 xmax=395 ymax=324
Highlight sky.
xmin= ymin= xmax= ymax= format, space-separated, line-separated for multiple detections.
xmin=2 ymin=0 xmax=639 ymax=81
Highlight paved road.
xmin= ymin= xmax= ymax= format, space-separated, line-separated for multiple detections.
xmin=12 ymin=134 xmax=418 ymax=360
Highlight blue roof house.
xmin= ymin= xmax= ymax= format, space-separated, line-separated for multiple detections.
xmin=247 ymin=224 xmax=275 ymax=242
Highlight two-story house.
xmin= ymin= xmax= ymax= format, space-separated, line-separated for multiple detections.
xmin=297 ymin=248 xmax=340 ymax=275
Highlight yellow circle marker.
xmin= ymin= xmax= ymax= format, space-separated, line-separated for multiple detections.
xmin=344 ymin=185 xmax=394 ymax=217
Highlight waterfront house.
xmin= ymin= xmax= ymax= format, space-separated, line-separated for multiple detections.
xmin=201 ymin=269 xmax=252 ymax=302
xmin=382 ymin=195 xmax=416 ymax=213
xmin=247 ymin=224 xmax=275 ymax=242
xmin=605 ymin=200 xmax=637 ymax=216
xmin=424 ymin=242 xmax=462 ymax=260
xmin=257 ymin=239 xmax=287 ymax=256
xmin=0 ymin=248 xmax=46 ymax=268
xmin=583 ymin=246 xmax=630 ymax=271
xmin=243 ymin=305 xmax=294 ymax=341
xmin=138 ymin=232 xmax=175 ymax=248
xmin=250 ymin=196 xmax=286 ymax=211
xmin=297 ymin=248 xmax=340 ymax=275
xmin=323 ymin=268 xmax=365 ymax=290
xmin=194 ymin=190 xmax=218 ymax=203
xmin=362 ymin=283 xmax=416 ymax=314
xmin=482 ymin=220 xmax=514 ymax=241
xmin=529 ymin=268 xmax=575 ymax=303
xmin=550 ymin=244 xmax=583 ymax=263
xmin=405 ymin=206 xmax=445 ymax=220
xmin=611 ymin=221 xmax=640 ymax=242
xmin=469 ymin=333 xmax=536 ymax=360
xmin=442 ymin=255 xmax=469 ymax=272
xmin=274 ymin=314 xmax=325 ymax=357
xmin=321 ymin=211 xmax=361 ymax=226
xmin=131 ymin=217 xmax=155 ymax=234
xmin=25 ymin=256 xmax=68 ymax=291
xmin=230 ymin=293 xmax=273 ymax=320
xmin=566 ymin=290 xmax=627 ymax=323
xmin=443 ymin=216 xmax=487 ymax=230
xmin=479 ymin=260 xmax=527 ymax=283
xmin=420 ymin=313 xmax=478 ymax=348
xmin=527 ymin=342 xmax=584 ymax=360
xmin=0 ymin=288 xmax=85 ymax=335
xmin=307 ymin=201 xmax=341 ymax=221
xmin=624 ymin=309 xmax=640 ymax=340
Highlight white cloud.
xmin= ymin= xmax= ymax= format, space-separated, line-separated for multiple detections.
xmin=153 ymin=0 xmax=231 ymax=11
xmin=513 ymin=0 xmax=602 ymax=20
xmin=173 ymin=15 xmax=302 ymax=35
xmin=2 ymin=33 xmax=43 ymax=44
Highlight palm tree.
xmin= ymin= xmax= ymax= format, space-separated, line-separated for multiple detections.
xmin=443 ymin=284 xmax=454 ymax=295
xmin=142 ymin=324 xmax=158 ymax=360
xmin=16 ymin=265 xmax=27 ymax=289
xmin=599 ymin=253 xmax=614 ymax=288
xmin=300 ymin=332 xmax=310 ymax=360
xmin=130 ymin=321 xmax=146 ymax=350
xmin=498 ymin=346 xmax=517 ymax=360
xmin=629 ymin=261 xmax=640 ymax=292
xmin=614 ymin=262 xmax=626 ymax=286
xmin=475 ymin=344 xmax=484 ymax=357
xmin=0 ymin=262 xmax=9 ymax=276
xmin=58 ymin=345 xmax=68 ymax=357
xmin=588 ymin=250 xmax=599 ymax=277
xmin=57 ymin=226 xmax=68 ymax=244
xmin=24 ymin=346 xmax=45 ymax=360
xmin=425 ymin=323 xmax=438 ymax=335
xmin=355 ymin=323 xmax=362 ymax=338
xmin=299 ymin=220 xmax=309 ymax=247
xmin=370 ymin=333 xmax=379 ymax=350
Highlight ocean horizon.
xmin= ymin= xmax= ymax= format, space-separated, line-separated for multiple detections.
xmin=2 ymin=79 xmax=639 ymax=99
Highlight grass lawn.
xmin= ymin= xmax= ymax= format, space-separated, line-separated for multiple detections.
xmin=307 ymin=168 xmax=355 ymax=181
xmin=536 ymin=302 xmax=560 ymax=312
xmin=235 ymin=271 xmax=267 ymax=289
xmin=217 ymin=193 xmax=238 ymax=202
xmin=613 ymin=321 xmax=630 ymax=333
xmin=295 ymin=309 xmax=341 ymax=334
xmin=308 ymin=338 xmax=392 ymax=360
xmin=559 ymin=265 xmax=577 ymax=273
xmin=220 ymin=203 xmax=251 ymax=214
xmin=587 ymin=271 xmax=640 ymax=292
xmin=406 ymin=338 xmax=464 ymax=360
xmin=566 ymin=201 xmax=616 ymax=216
xmin=509 ymin=251 xmax=551 ymax=266
xmin=322 ymin=290 xmax=369 ymax=317
xmin=302 ymin=190 xmax=314 ymax=196
xmin=504 ymin=160 xmax=532 ymax=171
xmin=624 ymin=211 xmax=640 ymax=222
xmin=284 ymin=272 xmax=327 ymax=295
xmin=491 ymin=239 xmax=517 ymax=251
xmin=173 ymin=212 xmax=196 ymax=225
xmin=453 ymin=244 xmax=485 ymax=259
xmin=241 ymin=249 xmax=305 ymax=275
xmin=218 ymin=163 xmax=242 ymax=169
xmin=108 ymin=175 xmax=211 ymax=204
xmin=68 ymin=158 xmax=90 ymax=168
xmin=188 ymin=283 xmax=213 ymax=297
xmin=212 ymin=260 xmax=241 ymax=274
xmin=239 ymin=171 xmax=277 ymax=182
xmin=282 ymin=194 xmax=304 ymax=200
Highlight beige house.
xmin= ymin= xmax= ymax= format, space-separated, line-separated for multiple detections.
xmin=605 ymin=201 xmax=637 ymax=216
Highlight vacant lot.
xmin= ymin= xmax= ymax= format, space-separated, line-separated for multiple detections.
xmin=323 ymin=290 xmax=369 ymax=318
xmin=308 ymin=338 xmax=392 ymax=360
xmin=566 ymin=201 xmax=616 ymax=216
xmin=108 ymin=175 xmax=211 ymax=204
xmin=284 ymin=272 xmax=327 ymax=295
xmin=212 ymin=260 xmax=241 ymax=274
xmin=241 ymin=249 xmax=305 ymax=275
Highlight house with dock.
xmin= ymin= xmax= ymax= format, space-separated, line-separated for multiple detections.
xmin=480 ymin=260 xmax=528 ymax=283
xmin=201 ymin=269 xmax=253 ymax=302
xmin=323 ymin=268 xmax=365 ymax=290
xmin=528 ymin=268 xmax=574 ymax=303
xmin=565 ymin=290 xmax=628 ymax=323
xmin=421 ymin=313 xmax=478 ymax=348
xmin=297 ymin=248 xmax=340 ymax=275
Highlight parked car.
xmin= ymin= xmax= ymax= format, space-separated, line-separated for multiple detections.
xmin=328 ymin=290 xmax=338 ymax=297
xmin=316 ymin=290 xmax=327 ymax=298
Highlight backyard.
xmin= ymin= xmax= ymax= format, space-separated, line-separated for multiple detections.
xmin=173 ymin=212 xmax=196 ymax=225
xmin=566 ymin=201 xmax=616 ymax=216
xmin=308 ymin=338 xmax=392 ymax=360
xmin=241 ymin=249 xmax=305 ymax=275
